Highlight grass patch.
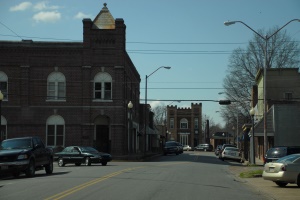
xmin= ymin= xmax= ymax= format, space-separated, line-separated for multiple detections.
xmin=239 ymin=170 xmax=263 ymax=178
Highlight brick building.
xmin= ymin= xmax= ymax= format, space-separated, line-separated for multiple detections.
xmin=0 ymin=4 xmax=141 ymax=157
xmin=166 ymin=103 xmax=202 ymax=147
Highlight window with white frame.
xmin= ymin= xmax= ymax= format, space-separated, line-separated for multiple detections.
xmin=169 ymin=118 xmax=174 ymax=129
xmin=47 ymin=72 xmax=66 ymax=100
xmin=180 ymin=118 xmax=188 ymax=129
xmin=46 ymin=115 xmax=65 ymax=146
xmin=94 ymin=72 xmax=112 ymax=100
xmin=0 ymin=71 xmax=8 ymax=100
xmin=194 ymin=118 xmax=198 ymax=129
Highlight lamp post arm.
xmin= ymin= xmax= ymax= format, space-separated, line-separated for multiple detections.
xmin=229 ymin=21 xmax=266 ymax=40
xmin=267 ymin=19 xmax=300 ymax=40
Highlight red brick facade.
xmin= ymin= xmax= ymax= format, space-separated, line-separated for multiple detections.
xmin=0 ymin=5 xmax=140 ymax=156
xmin=167 ymin=103 xmax=202 ymax=147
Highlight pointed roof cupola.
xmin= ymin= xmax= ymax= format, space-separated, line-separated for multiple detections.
xmin=92 ymin=3 xmax=115 ymax=29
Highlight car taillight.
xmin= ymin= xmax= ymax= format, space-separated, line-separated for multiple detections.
xmin=281 ymin=165 xmax=286 ymax=171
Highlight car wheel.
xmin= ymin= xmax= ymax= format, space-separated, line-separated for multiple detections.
xmin=101 ymin=162 xmax=107 ymax=166
xmin=297 ymin=174 xmax=300 ymax=187
xmin=58 ymin=158 xmax=65 ymax=167
xmin=275 ymin=181 xmax=288 ymax=187
xmin=25 ymin=160 xmax=35 ymax=177
xmin=45 ymin=158 xmax=53 ymax=174
xmin=75 ymin=163 xmax=81 ymax=166
xmin=85 ymin=157 xmax=91 ymax=166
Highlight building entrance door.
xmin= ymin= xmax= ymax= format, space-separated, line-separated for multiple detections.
xmin=95 ymin=125 xmax=110 ymax=153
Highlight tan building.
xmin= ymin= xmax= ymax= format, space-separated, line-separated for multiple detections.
xmin=166 ymin=103 xmax=202 ymax=147
xmin=251 ymin=68 xmax=300 ymax=160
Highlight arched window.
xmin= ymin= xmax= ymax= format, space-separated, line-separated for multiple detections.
xmin=0 ymin=71 xmax=8 ymax=100
xmin=94 ymin=72 xmax=112 ymax=100
xmin=180 ymin=118 xmax=188 ymax=129
xmin=46 ymin=115 xmax=65 ymax=146
xmin=47 ymin=72 xmax=66 ymax=100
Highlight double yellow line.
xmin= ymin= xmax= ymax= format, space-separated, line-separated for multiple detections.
xmin=45 ymin=167 xmax=144 ymax=200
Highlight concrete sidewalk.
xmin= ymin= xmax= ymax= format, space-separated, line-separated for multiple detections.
xmin=228 ymin=164 xmax=300 ymax=200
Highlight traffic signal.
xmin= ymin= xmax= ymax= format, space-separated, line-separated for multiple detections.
xmin=219 ymin=100 xmax=231 ymax=105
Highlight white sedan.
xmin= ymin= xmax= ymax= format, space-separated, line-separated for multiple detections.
xmin=220 ymin=147 xmax=241 ymax=162
xmin=183 ymin=145 xmax=192 ymax=151
xmin=262 ymin=154 xmax=300 ymax=187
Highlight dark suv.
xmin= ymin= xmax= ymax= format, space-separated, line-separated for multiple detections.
xmin=163 ymin=141 xmax=180 ymax=155
xmin=0 ymin=137 xmax=53 ymax=178
xmin=264 ymin=146 xmax=300 ymax=164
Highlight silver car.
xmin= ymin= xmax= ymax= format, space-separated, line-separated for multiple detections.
xmin=220 ymin=147 xmax=241 ymax=162
xmin=262 ymin=154 xmax=300 ymax=187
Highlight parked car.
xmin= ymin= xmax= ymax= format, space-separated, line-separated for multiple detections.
xmin=54 ymin=146 xmax=112 ymax=166
xmin=215 ymin=145 xmax=223 ymax=156
xmin=262 ymin=153 xmax=300 ymax=187
xmin=0 ymin=137 xmax=53 ymax=178
xmin=218 ymin=144 xmax=236 ymax=159
xmin=220 ymin=147 xmax=241 ymax=162
xmin=176 ymin=142 xmax=183 ymax=154
xmin=163 ymin=141 xmax=180 ymax=155
xmin=264 ymin=146 xmax=300 ymax=164
xmin=183 ymin=145 xmax=192 ymax=151
xmin=194 ymin=144 xmax=213 ymax=152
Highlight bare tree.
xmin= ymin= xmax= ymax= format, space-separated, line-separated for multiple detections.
xmin=152 ymin=104 xmax=167 ymax=126
xmin=222 ymin=28 xmax=300 ymax=123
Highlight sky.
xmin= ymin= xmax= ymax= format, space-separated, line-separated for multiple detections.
xmin=1 ymin=0 xmax=300 ymax=127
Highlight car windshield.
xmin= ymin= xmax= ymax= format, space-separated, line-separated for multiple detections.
xmin=165 ymin=142 xmax=176 ymax=147
xmin=0 ymin=138 xmax=32 ymax=150
xmin=266 ymin=147 xmax=287 ymax=157
xmin=81 ymin=147 xmax=99 ymax=153
xmin=276 ymin=154 xmax=300 ymax=163
xmin=225 ymin=147 xmax=238 ymax=151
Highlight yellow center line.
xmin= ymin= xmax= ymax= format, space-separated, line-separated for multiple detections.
xmin=44 ymin=167 xmax=144 ymax=200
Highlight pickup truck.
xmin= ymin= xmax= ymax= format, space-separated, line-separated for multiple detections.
xmin=0 ymin=136 xmax=53 ymax=178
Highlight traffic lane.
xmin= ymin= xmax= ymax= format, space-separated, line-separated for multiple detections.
xmin=0 ymin=162 xmax=145 ymax=200
xmin=44 ymin=153 xmax=268 ymax=200
xmin=0 ymin=153 xmax=267 ymax=200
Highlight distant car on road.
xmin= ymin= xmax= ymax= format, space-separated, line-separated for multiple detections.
xmin=264 ymin=146 xmax=300 ymax=164
xmin=194 ymin=144 xmax=213 ymax=152
xmin=163 ymin=141 xmax=180 ymax=155
xmin=218 ymin=144 xmax=236 ymax=159
xmin=220 ymin=147 xmax=241 ymax=162
xmin=183 ymin=145 xmax=192 ymax=151
xmin=262 ymin=153 xmax=300 ymax=187
xmin=55 ymin=146 xmax=112 ymax=166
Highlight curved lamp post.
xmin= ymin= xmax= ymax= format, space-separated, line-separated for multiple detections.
xmin=128 ymin=101 xmax=133 ymax=154
xmin=250 ymin=107 xmax=255 ymax=164
xmin=224 ymin=19 xmax=300 ymax=154
xmin=144 ymin=66 xmax=171 ymax=155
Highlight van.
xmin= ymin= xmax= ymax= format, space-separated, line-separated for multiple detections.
xmin=264 ymin=146 xmax=300 ymax=164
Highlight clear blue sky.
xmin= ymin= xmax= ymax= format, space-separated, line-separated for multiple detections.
xmin=1 ymin=0 xmax=300 ymax=126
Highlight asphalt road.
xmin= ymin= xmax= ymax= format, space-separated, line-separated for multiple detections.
xmin=0 ymin=151 xmax=276 ymax=200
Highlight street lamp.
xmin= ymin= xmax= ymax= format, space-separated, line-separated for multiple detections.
xmin=0 ymin=90 xmax=3 ymax=139
xmin=250 ymin=107 xmax=256 ymax=164
xmin=128 ymin=101 xmax=133 ymax=154
xmin=144 ymin=66 xmax=171 ymax=155
xmin=224 ymin=19 xmax=300 ymax=154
